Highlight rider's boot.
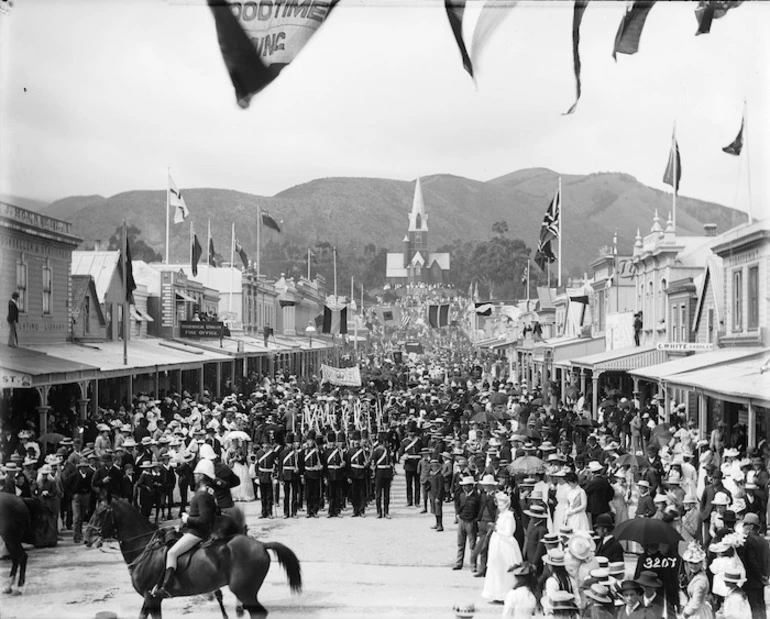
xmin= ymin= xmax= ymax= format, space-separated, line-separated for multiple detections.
xmin=151 ymin=567 xmax=175 ymax=598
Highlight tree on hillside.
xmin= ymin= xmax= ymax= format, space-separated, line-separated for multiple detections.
xmin=468 ymin=236 xmax=530 ymax=299
xmin=107 ymin=224 xmax=162 ymax=262
xmin=491 ymin=221 xmax=509 ymax=236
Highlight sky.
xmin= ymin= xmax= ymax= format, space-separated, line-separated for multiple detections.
xmin=0 ymin=0 xmax=767 ymax=219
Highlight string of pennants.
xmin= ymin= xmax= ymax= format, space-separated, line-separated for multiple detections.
xmin=207 ymin=0 xmax=742 ymax=112
xmin=301 ymin=396 xmax=383 ymax=435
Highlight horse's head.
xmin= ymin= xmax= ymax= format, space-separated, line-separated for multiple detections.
xmin=84 ymin=499 xmax=115 ymax=548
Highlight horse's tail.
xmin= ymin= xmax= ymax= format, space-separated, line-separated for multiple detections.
xmin=263 ymin=541 xmax=302 ymax=594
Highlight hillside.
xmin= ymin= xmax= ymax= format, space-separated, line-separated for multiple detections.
xmin=43 ymin=169 xmax=747 ymax=273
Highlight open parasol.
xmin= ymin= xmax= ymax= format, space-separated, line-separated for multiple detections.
xmin=38 ymin=432 xmax=65 ymax=444
xmin=613 ymin=518 xmax=682 ymax=547
xmin=530 ymin=398 xmax=543 ymax=406
xmin=224 ymin=430 xmax=251 ymax=444
xmin=614 ymin=453 xmax=651 ymax=469
xmin=471 ymin=410 xmax=499 ymax=425
xmin=509 ymin=455 xmax=545 ymax=475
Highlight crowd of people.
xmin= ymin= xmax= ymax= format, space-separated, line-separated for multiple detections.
xmin=1 ymin=346 xmax=769 ymax=618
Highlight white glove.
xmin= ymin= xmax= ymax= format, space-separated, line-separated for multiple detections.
xmin=181 ymin=512 xmax=189 ymax=523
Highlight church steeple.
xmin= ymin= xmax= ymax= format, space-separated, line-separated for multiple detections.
xmin=408 ymin=177 xmax=428 ymax=233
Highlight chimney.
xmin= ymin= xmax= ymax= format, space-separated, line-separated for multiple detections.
xmin=94 ymin=239 xmax=102 ymax=251
xmin=703 ymin=223 xmax=717 ymax=237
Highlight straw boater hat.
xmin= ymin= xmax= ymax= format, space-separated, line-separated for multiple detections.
xmin=548 ymin=589 xmax=578 ymax=611
xmin=568 ymin=535 xmax=594 ymax=562
xmin=524 ymin=504 xmax=548 ymax=519
xmin=542 ymin=533 xmax=560 ymax=545
xmin=542 ymin=550 xmax=566 ymax=566
xmin=723 ymin=571 xmax=745 ymax=585
xmin=608 ymin=561 xmax=626 ymax=578
xmin=585 ymin=583 xmax=613 ymax=605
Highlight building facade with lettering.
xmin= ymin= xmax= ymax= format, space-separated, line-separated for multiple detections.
xmin=0 ymin=202 xmax=98 ymax=435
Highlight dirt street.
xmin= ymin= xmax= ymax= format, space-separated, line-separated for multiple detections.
xmin=1 ymin=470 xmax=504 ymax=619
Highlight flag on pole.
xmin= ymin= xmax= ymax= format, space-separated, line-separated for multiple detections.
xmin=117 ymin=238 xmax=136 ymax=304
xmin=613 ymin=1 xmax=656 ymax=60
xmin=534 ymin=189 xmax=560 ymax=269
xmin=400 ymin=313 xmax=411 ymax=329
xmin=169 ymin=174 xmax=189 ymax=224
xmin=663 ymin=133 xmax=682 ymax=192
xmin=235 ymin=240 xmax=249 ymax=268
xmin=322 ymin=305 xmax=348 ymax=334
xmin=208 ymin=237 xmax=217 ymax=267
xmin=261 ymin=210 xmax=282 ymax=233
xmin=722 ymin=116 xmax=744 ymax=156
xmin=191 ymin=234 xmax=203 ymax=276
xmin=428 ymin=303 xmax=450 ymax=329
xmin=207 ymin=0 xmax=338 ymax=109
xmin=263 ymin=326 xmax=274 ymax=347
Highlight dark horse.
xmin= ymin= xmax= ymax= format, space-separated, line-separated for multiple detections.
xmin=84 ymin=498 xmax=301 ymax=619
xmin=0 ymin=493 xmax=58 ymax=594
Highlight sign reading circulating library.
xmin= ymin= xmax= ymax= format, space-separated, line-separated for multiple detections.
xmin=180 ymin=321 xmax=224 ymax=339
xmin=656 ymin=342 xmax=715 ymax=352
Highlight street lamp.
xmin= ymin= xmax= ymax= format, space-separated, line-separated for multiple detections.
xmin=305 ymin=320 xmax=316 ymax=346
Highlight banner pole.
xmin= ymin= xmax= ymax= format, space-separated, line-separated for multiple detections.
xmin=557 ymin=177 xmax=563 ymax=288
xmin=165 ymin=167 xmax=170 ymax=264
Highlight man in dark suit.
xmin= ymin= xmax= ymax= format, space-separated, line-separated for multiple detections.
xmin=594 ymin=513 xmax=624 ymax=563
xmin=522 ymin=503 xmax=549 ymax=573
xmin=471 ymin=475 xmax=498 ymax=577
xmin=737 ymin=513 xmax=770 ymax=618
xmin=583 ymin=461 xmax=614 ymax=527
xmin=700 ymin=469 xmax=732 ymax=545
xmin=636 ymin=570 xmax=667 ymax=617
xmin=6 ymin=291 xmax=19 ymax=347
xmin=453 ymin=476 xmax=480 ymax=570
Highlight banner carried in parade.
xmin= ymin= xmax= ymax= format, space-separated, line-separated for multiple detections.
xmin=320 ymin=363 xmax=362 ymax=387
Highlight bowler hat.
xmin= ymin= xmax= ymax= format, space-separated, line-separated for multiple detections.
xmin=636 ymin=571 xmax=662 ymax=588
xmin=594 ymin=513 xmax=614 ymax=529
xmin=620 ymin=580 xmax=643 ymax=593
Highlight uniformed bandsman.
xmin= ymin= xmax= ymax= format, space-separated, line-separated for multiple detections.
xmin=255 ymin=438 xmax=277 ymax=518
xmin=372 ymin=431 xmax=394 ymax=519
xmin=278 ymin=433 xmax=300 ymax=519
xmin=347 ymin=430 xmax=368 ymax=518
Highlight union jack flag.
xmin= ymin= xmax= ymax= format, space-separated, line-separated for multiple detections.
xmin=534 ymin=189 xmax=560 ymax=269
xmin=401 ymin=313 xmax=411 ymax=329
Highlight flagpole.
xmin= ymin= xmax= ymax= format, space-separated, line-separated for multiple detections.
xmin=256 ymin=209 xmax=261 ymax=277
xmin=165 ymin=167 xmax=170 ymax=265
xmin=122 ymin=220 xmax=128 ymax=366
xmin=229 ymin=223 xmax=234 ymax=313
xmin=744 ymin=98 xmax=754 ymax=224
xmin=333 ymin=247 xmax=338 ymax=300
xmin=207 ymin=219 xmax=212 ymax=288
xmin=526 ymin=261 xmax=530 ymax=304
xmin=350 ymin=275 xmax=354 ymax=306
xmin=190 ymin=220 xmax=193 ymax=274
xmin=672 ymin=127 xmax=677 ymax=233
xmin=307 ymin=248 xmax=311 ymax=280
xmin=557 ymin=177 xmax=563 ymax=288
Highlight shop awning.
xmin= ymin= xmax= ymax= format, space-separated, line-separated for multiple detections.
xmin=533 ymin=336 xmax=606 ymax=366
xmin=129 ymin=307 xmax=154 ymax=322
xmin=0 ymin=344 xmax=99 ymax=387
xmin=630 ymin=347 xmax=768 ymax=383
xmin=570 ymin=345 xmax=667 ymax=373
xmin=175 ymin=290 xmax=197 ymax=303
xmin=664 ymin=358 xmax=770 ymax=407
xmin=24 ymin=338 xmax=230 ymax=379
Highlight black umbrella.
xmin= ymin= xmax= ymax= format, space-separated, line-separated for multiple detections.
xmin=574 ymin=418 xmax=595 ymax=428
xmin=613 ymin=518 xmax=681 ymax=547
xmin=614 ymin=453 xmax=651 ymax=469
xmin=471 ymin=410 xmax=498 ymax=424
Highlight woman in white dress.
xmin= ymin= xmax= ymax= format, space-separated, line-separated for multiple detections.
xmin=228 ymin=439 xmax=255 ymax=502
xmin=681 ymin=542 xmax=713 ymax=619
xmin=552 ymin=471 xmax=570 ymax=533
xmin=563 ymin=471 xmax=590 ymax=532
xmin=482 ymin=492 xmax=523 ymax=602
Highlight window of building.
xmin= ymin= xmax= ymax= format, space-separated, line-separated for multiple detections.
xmin=733 ymin=269 xmax=743 ymax=331
xmin=16 ymin=254 xmax=27 ymax=312
xmin=707 ymin=308 xmax=714 ymax=343
xmin=83 ymin=295 xmax=91 ymax=334
xmin=659 ymin=279 xmax=667 ymax=326
xmin=42 ymin=260 xmax=53 ymax=314
xmin=680 ymin=303 xmax=687 ymax=342
xmin=748 ymin=265 xmax=759 ymax=330
xmin=671 ymin=303 xmax=679 ymax=342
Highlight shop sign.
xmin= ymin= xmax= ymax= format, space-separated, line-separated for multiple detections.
xmin=180 ymin=321 xmax=224 ymax=338
xmin=0 ymin=371 xmax=33 ymax=388
xmin=656 ymin=342 xmax=715 ymax=352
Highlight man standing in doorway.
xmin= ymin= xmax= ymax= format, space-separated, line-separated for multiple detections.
xmin=7 ymin=291 xmax=19 ymax=347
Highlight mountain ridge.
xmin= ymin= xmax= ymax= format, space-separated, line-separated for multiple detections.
xmin=42 ymin=169 xmax=747 ymax=275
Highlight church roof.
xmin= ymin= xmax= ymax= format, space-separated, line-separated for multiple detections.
xmin=410 ymin=251 xmax=426 ymax=267
xmin=408 ymin=177 xmax=428 ymax=233
xmin=385 ymin=253 xmax=407 ymax=278
xmin=426 ymin=253 xmax=450 ymax=270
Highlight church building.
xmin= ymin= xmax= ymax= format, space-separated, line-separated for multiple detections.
xmin=385 ymin=177 xmax=450 ymax=285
